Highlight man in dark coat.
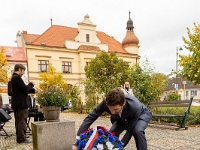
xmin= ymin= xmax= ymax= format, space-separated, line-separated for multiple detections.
xmin=11 ymin=64 xmax=35 ymax=143
xmin=72 ymin=88 xmax=152 ymax=150
xmin=28 ymin=93 xmax=45 ymax=121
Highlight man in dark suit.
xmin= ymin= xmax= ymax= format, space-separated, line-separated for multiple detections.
xmin=28 ymin=93 xmax=45 ymax=121
xmin=11 ymin=64 xmax=35 ymax=143
xmin=72 ymin=88 xmax=152 ymax=150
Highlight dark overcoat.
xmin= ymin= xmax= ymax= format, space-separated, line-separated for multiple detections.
xmin=11 ymin=73 xmax=34 ymax=110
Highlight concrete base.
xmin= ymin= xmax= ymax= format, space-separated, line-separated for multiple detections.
xmin=31 ymin=120 xmax=75 ymax=150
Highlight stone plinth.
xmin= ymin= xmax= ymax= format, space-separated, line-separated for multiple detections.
xmin=31 ymin=120 xmax=75 ymax=150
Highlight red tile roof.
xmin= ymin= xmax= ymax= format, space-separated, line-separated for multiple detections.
xmin=28 ymin=25 xmax=78 ymax=47
xmin=0 ymin=46 xmax=27 ymax=62
xmin=23 ymin=33 xmax=40 ymax=44
xmin=22 ymin=25 xmax=129 ymax=54
xmin=96 ymin=31 xmax=127 ymax=53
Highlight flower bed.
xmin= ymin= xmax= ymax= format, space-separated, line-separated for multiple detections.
xmin=76 ymin=125 xmax=124 ymax=150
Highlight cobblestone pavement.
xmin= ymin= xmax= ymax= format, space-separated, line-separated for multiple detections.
xmin=1 ymin=112 xmax=200 ymax=150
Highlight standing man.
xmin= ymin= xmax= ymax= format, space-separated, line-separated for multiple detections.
xmin=122 ymin=81 xmax=134 ymax=96
xmin=72 ymin=88 xmax=152 ymax=150
xmin=11 ymin=64 xmax=35 ymax=143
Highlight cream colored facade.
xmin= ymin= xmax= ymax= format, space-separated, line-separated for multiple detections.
xmin=24 ymin=46 xmax=138 ymax=86
xmin=16 ymin=15 xmax=139 ymax=89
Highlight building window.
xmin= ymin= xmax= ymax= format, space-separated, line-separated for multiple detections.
xmin=62 ymin=61 xmax=72 ymax=73
xmin=86 ymin=34 xmax=90 ymax=42
xmin=186 ymin=91 xmax=188 ymax=96
xmin=38 ymin=60 xmax=49 ymax=72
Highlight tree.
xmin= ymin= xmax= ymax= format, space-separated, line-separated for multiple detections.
xmin=83 ymin=80 xmax=99 ymax=109
xmin=67 ymin=85 xmax=81 ymax=112
xmin=150 ymin=72 xmax=167 ymax=101
xmin=179 ymin=23 xmax=200 ymax=84
xmin=38 ymin=63 xmax=68 ymax=90
xmin=85 ymin=51 xmax=130 ymax=95
xmin=0 ymin=47 xmax=10 ymax=85
xmin=129 ymin=58 xmax=166 ymax=104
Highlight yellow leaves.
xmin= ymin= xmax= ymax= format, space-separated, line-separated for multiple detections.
xmin=180 ymin=22 xmax=200 ymax=84
xmin=0 ymin=47 xmax=10 ymax=84
xmin=38 ymin=62 xmax=67 ymax=90
xmin=194 ymin=22 xmax=200 ymax=33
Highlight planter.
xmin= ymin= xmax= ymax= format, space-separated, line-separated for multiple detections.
xmin=42 ymin=106 xmax=61 ymax=122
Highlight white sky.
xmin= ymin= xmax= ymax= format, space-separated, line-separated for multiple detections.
xmin=0 ymin=0 xmax=200 ymax=75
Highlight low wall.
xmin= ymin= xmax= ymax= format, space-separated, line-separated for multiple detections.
xmin=31 ymin=120 xmax=75 ymax=150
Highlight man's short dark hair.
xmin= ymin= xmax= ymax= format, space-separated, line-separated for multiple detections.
xmin=14 ymin=64 xmax=26 ymax=71
xmin=106 ymin=88 xmax=125 ymax=106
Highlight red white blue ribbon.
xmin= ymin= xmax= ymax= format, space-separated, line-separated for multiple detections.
xmin=84 ymin=125 xmax=99 ymax=150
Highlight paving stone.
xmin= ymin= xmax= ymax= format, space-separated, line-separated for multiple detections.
xmin=1 ymin=112 xmax=200 ymax=150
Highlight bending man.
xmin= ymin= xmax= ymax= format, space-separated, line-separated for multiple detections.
xmin=72 ymin=87 xmax=152 ymax=150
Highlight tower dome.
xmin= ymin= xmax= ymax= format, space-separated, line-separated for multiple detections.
xmin=122 ymin=31 xmax=139 ymax=47
xmin=122 ymin=11 xmax=139 ymax=48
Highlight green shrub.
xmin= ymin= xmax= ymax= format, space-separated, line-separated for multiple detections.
xmin=187 ymin=107 xmax=200 ymax=125
xmin=166 ymin=92 xmax=179 ymax=101
xmin=150 ymin=106 xmax=200 ymax=125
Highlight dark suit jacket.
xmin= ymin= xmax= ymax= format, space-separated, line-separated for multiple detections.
xmin=27 ymin=96 xmax=37 ymax=109
xmin=11 ymin=73 xmax=35 ymax=110
xmin=77 ymin=95 xmax=152 ymax=142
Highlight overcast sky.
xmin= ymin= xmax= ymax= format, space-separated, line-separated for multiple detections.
xmin=1 ymin=0 xmax=200 ymax=75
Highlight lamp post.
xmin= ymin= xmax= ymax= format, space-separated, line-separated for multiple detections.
xmin=183 ymin=81 xmax=186 ymax=100
xmin=175 ymin=46 xmax=183 ymax=91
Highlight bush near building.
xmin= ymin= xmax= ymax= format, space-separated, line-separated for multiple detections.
xmin=150 ymin=106 xmax=200 ymax=125
xmin=166 ymin=93 xmax=179 ymax=101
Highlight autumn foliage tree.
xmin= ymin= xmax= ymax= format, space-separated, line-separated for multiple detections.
xmin=179 ymin=23 xmax=200 ymax=84
xmin=38 ymin=63 xmax=68 ymax=90
xmin=129 ymin=58 xmax=167 ymax=104
xmin=0 ymin=47 xmax=10 ymax=85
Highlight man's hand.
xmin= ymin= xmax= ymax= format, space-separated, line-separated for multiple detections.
xmin=72 ymin=145 xmax=78 ymax=150
xmin=34 ymin=89 xmax=38 ymax=93
xmin=29 ymin=81 xmax=34 ymax=85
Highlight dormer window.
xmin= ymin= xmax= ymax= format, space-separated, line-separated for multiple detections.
xmin=86 ymin=34 xmax=90 ymax=42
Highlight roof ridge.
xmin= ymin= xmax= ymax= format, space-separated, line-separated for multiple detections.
xmin=31 ymin=26 xmax=53 ymax=43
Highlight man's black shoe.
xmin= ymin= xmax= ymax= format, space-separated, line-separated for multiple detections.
xmin=17 ymin=139 xmax=32 ymax=144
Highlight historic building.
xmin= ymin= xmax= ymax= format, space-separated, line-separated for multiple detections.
xmin=15 ymin=13 xmax=140 ymax=90
xmin=164 ymin=76 xmax=200 ymax=102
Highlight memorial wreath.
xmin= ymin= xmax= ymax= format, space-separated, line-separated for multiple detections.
xmin=75 ymin=125 xmax=124 ymax=150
